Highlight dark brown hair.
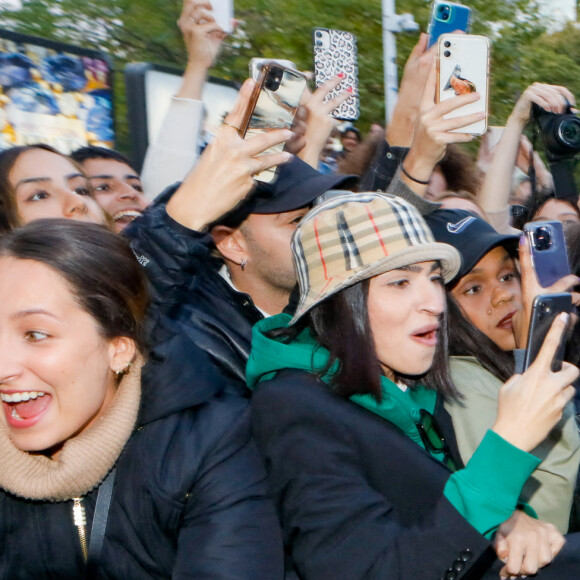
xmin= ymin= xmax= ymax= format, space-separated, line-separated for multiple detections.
xmin=273 ymin=278 xmax=458 ymax=401
xmin=437 ymin=144 xmax=482 ymax=195
xmin=0 ymin=219 xmax=149 ymax=352
xmin=0 ymin=144 xmax=86 ymax=234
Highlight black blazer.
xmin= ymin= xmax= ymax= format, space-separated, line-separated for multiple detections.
xmin=251 ymin=369 xmax=580 ymax=580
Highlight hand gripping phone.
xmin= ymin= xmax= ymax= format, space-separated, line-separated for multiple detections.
xmin=427 ymin=1 xmax=472 ymax=48
xmin=523 ymin=293 xmax=571 ymax=371
xmin=313 ymin=27 xmax=359 ymax=121
xmin=524 ymin=220 xmax=571 ymax=288
xmin=239 ymin=63 xmax=307 ymax=183
xmin=437 ymin=34 xmax=490 ymax=135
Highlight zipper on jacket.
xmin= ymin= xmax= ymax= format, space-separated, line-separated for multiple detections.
xmin=72 ymin=497 xmax=88 ymax=561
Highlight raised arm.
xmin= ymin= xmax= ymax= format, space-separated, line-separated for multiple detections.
xmin=140 ymin=0 xmax=227 ymax=198
xmin=166 ymin=79 xmax=293 ymax=231
xmin=478 ymin=84 xmax=574 ymax=217
xmin=401 ymin=60 xmax=484 ymax=197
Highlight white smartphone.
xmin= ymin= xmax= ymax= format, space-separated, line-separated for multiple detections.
xmin=211 ymin=0 xmax=234 ymax=34
xmin=437 ymin=34 xmax=490 ymax=135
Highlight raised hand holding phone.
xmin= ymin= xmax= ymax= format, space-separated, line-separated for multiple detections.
xmin=313 ymin=28 xmax=359 ymax=121
xmin=399 ymin=59 xmax=485 ymax=194
xmin=239 ymin=64 xmax=306 ymax=183
xmin=512 ymin=234 xmax=579 ymax=349
xmin=437 ymin=34 xmax=490 ymax=135
xmin=493 ymin=311 xmax=578 ymax=453
xmin=166 ymin=78 xmax=293 ymax=230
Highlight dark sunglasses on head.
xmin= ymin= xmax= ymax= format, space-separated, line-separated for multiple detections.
xmin=416 ymin=409 xmax=460 ymax=472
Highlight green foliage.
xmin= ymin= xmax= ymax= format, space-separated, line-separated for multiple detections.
xmin=1 ymin=0 xmax=580 ymax=155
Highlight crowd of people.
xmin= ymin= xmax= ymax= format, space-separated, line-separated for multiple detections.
xmin=1 ymin=0 xmax=580 ymax=578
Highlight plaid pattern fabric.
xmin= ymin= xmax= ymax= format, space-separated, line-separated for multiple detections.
xmin=290 ymin=193 xmax=461 ymax=323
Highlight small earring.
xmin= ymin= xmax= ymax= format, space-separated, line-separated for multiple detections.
xmin=114 ymin=362 xmax=132 ymax=378
xmin=488 ymin=308 xmax=493 ymax=315
xmin=240 ymin=259 xmax=247 ymax=271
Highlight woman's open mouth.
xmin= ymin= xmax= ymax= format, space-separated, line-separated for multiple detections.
xmin=1 ymin=391 xmax=51 ymax=429
xmin=411 ymin=325 xmax=439 ymax=347
xmin=496 ymin=311 xmax=516 ymax=330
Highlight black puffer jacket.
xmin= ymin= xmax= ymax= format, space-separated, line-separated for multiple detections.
xmin=124 ymin=190 xmax=263 ymax=392
xmin=0 ymin=318 xmax=284 ymax=579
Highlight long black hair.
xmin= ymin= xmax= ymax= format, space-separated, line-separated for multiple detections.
xmin=446 ymin=293 xmax=515 ymax=382
xmin=272 ymin=279 xmax=459 ymax=402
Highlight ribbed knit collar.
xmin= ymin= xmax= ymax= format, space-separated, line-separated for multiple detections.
xmin=0 ymin=356 xmax=142 ymax=502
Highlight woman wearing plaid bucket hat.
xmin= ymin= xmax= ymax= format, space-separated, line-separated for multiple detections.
xmin=246 ymin=192 xmax=580 ymax=579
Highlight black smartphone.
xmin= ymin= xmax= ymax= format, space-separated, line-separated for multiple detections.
xmin=523 ymin=293 xmax=571 ymax=371
xmin=524 ymin=220 xmax=571 ymax=288
xmin=239 ymin=63 xmax=307 ymax=183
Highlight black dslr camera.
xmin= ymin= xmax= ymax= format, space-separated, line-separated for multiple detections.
xmin=531 ymin=102 xmax=580 ymax=200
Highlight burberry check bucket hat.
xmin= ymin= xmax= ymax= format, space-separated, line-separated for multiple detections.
xmin=289 ymin=192 xmax=461 ymax=323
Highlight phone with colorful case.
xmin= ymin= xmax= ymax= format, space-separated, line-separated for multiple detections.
xmin=437 ymin=34 xmax=490 ymax=135
xmin=427 ymin=1 xmax=472 ymax=48
xmin=313 ymin=27 xmax=359 ymax=121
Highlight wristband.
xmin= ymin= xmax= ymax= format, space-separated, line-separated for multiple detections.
xmin=401 ymin=163 xmax=430 ymax=185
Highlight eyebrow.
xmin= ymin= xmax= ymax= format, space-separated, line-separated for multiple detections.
xmin=15 ymin=173 xmax=85 ymax=189
xmin=397 ymin=262 xmax=441 ymax=274
xmin=12 ymin=308 xmax=60 ymax=321
xmin=88 ymin=174 xmax=141 ymax=181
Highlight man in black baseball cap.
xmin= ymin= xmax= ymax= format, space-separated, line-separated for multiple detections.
xmin=128 ymin=158 xmax=356 ymax=396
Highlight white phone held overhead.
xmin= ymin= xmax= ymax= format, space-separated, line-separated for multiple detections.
xmin=437 ymin=34 xmax=490 ymax=135
xmin=211 ymin=0 xmax=234 ymax=34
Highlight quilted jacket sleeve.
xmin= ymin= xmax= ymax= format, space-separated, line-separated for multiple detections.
xmin=122 ymin=184 xmax=217 ymax=312
xmin=173 ymin=400 xmax=284 ymax=579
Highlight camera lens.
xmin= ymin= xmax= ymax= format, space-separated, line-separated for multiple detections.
xmin=534 ymin=227 xmax=552 ymax=251
xmin=443 ymin=50 xmax=451 ymax=58
xmin=444 ymin=41 xmax=451 ymax=48
xmin=439 ymin=5 xmax=450 ymax=20
xmin=316 ymin=31 xmax=322 ymax=37
xmin=316 ymin=40 xmax=322 ymax=46
xmin=559 ymin=117 xmax=580 ymax=149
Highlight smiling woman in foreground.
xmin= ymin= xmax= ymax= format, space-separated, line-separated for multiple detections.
xmin=0 ymin=219 xmax=282 ymax=578
xmin=246 ymin=192 xmax=580 ymax=579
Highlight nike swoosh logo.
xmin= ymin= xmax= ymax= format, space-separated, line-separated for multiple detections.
xmin=447 ymin=217 xmax=476 ymax=234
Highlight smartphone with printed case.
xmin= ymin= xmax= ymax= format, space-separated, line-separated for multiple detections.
xmin=428 ymin=1 xmax=472 ymax=48
xmin=239 ymin=63 xmax=307 ymax=183
xmin=313 ymin=27 xmax=359 ymax=121
xmin=437 ymin=34 xmax=490 ymax=135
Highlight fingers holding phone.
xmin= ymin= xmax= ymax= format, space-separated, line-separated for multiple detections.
xmin=437 ymin=34 xmax=490 ymax=135
xmin=493 ymin=312 xmax=578 ymax=453
xmin=238 ymin=64 xmax=306 ymax=182
xmin=166 ymin=79 xmax=293 ymax=230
